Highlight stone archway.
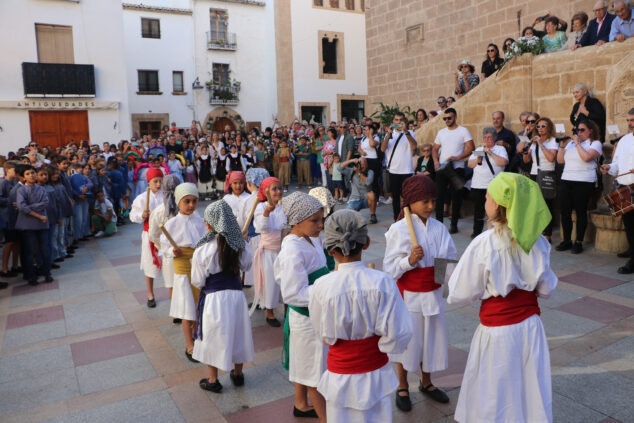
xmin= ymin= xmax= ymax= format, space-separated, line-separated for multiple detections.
xmin=203 ymin=107 xmax=245 ymax=133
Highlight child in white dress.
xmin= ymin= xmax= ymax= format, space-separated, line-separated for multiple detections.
xmin=223 ymin=171 xmax=250 ymax=218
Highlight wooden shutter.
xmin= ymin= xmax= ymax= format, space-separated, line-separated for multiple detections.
xmin=36 ymin=24 xmax=74 ymax=64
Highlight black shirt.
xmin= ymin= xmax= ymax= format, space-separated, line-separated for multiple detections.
xmin=166 ymin=143 xmax=183 ymax=155
xmin=481 ymin=57 xmax=505 ymax=78
xmin=496 ymin=127 xmax=517 ymax=162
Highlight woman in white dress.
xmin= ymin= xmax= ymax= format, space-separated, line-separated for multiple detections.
xmin=193 ymin=200 xmax=254 ymax=393
xmin=447 ymin=172 xmax=558 ymax=423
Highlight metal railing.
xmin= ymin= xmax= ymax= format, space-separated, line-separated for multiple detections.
xmin=22 ymin=62 xmax=96 ymax=97
xmin=207 ymin=31 xmax=237 ymax=50
xmin=208 ymin=85 xmax=239 ymax=105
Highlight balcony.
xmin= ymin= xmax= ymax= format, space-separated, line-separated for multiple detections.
xmin=208 ymin=85 xmax=239 ymax=105
xmin=22 ymin=62 xmax=96 ymax=97
xmin=207 ymin=31 xmax=237 ymax=50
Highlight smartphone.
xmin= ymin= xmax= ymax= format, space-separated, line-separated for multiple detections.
xmin=392 ymin=123 xmax=399 ymax=130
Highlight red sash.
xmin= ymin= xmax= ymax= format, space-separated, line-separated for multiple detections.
xmin=479 ymin=289 xmax=540 ymax=327
xmin=396 ymin=266 xmax=439 ymax=298
xmin=279 ymin=157 xmax=290 ymax=163
xmin=142 ymin=219 xmax=162 ymax=270
xmin=327 ymin=336 xmax=388 ymax=374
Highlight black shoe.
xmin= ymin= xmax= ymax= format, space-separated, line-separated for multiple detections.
xmin=199 ymin=378 xmax=222 ymax=392
xmin=0 ymin=282 xmax=8 ymax=289
xmin=395 ymin=389 xmax=412 ymax=412
xmin=147 ymin=298 xmax=156 ymax=308
xmin=44 ymin=275 xmax=54 ymax=283
xmin=618 ymin=261 xmax=634 ymax=274
xmin=230 ymin=369 xmax=244 ymax=386
xmin=54 ymin=258 xmax=64 ymax=263
xmin=556 ymin=240 xmax=572 ymax=251
xmin=617 ymin=249 xmax=632 ymax=258
xmin=293 ymin=406 xmax=318 ymax=418
xmin=571 ymin=242 xmax=583 ymax=254
xmin=173 ymin=318 xmax=182 ymax=324
xmin=266 ymin=317 xmax=281 ymax=327
xmin=0 ymin=271 xmax=15 ymax=278
xmin=186 ymin=350 xmax=199 ymax=363
xmin=369 ymin=214 xmax=377 ymax=224
xmin=65 ymin=254 xmax=74 ymax=259
xmin=28 ymin=279 xmax=38 ymax=286
xmin=51 ymin=263 xmax=60 ymax=269
xmin=419 ymin=382 xmax=449 ymax=403
xmin=449 ymin=225 xmax=459 ymax=235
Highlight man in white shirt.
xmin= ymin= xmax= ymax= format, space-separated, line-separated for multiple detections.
xmin=432 ymin=108 xmax=475 ymax=234
xmin=380 ymin=112 xmax=417 ymax=220
xmin=601 ymin=108 xmax=634 ymax=273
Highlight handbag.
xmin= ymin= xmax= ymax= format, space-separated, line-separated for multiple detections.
xmin=535 ymin=144 xmax=556 ymax=199
xmin=382 ymin=132 xmax=404 ymax=194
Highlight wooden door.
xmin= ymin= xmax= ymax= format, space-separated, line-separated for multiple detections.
xmin=213 ymin=117 xmax=235 ymax=133
xmin=29 ymin=111 xmax=89 ymax=148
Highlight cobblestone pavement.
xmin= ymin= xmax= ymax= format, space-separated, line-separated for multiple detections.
xmin=1 ymin=192 xmax=633 ymax=422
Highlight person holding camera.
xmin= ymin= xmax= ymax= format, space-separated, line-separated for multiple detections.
xmin=381 ymin=112 xmax=417 ymax=221
xmin=338 ymin=157 xmax=378 ymax=224
xmin=432 ymin=108 xmax=475 ymax=234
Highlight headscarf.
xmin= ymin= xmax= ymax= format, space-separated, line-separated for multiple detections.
xmin=324 ymin=209 xmax=368 ymax=256
xmin=309 ymin=187 xmax=337 ymax=218
xmin=146 ymin=167 xmax=163 ymax=182
xmin=282 ymin=191 xmax=323 ymax=226
xmin=195 ymin=200 xmax=245 ymax=251
xmin=224 ymin=171 xmax=246 ymax=193
xmin=397 ymin=174 xmax=437 ymax=220
xmin=246 ymin=167 xmax=269 ymax=188
xmin=487 ymin=172 xmax=551 ymax=254
xmin=257 ymin=177 xmax=280 ymax=202
xmin=161 ymin=174 xmax=181 ymax=217
xmin=174 ymin=182 xmax=198 ymax=206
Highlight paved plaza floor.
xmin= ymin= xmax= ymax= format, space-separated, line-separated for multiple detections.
xmin=1 ymin=192 xmax=633 ymax=422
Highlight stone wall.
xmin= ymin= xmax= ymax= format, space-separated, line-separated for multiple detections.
xmin=366 ymin=0 xmax=600 ymax=116
xmin=414 ymin=38 xmax=634 ymax=146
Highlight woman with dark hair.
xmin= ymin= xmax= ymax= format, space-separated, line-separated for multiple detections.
xmin=415 ymin=108 xmax=428 ymax=128
xmin=522 ymin=26 xmax=536 ymax=37
xmin=542 ymin=16 xmax=568 ymax=52
xmin=556 ymin=119 xmax=602 ymax=254
xmin=481 ymin=43 xmax=504 ymax=79
xmin=502 ymin=38 xmax=515 ymax=56
xmin=454 ymin=60 xmax=480 ymax=97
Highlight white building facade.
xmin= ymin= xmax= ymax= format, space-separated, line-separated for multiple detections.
xmin=0 ymin=0 xmax=131 ymax=153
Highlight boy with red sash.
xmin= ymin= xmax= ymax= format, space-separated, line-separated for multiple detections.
xmin=130 ymin=167 xmax=164 ymax=308
xmin=383 ymin=174 xmax=456 ymax=411
xmin=309 ymin=209 xmax=412 ymax=422
xmin=447 ymin=173 xmax=557 ymax=423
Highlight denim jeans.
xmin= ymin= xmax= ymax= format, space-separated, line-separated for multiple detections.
xmin=22 ymin=229 xmax=50 ymax=281
xmin=73 ymin=200 xmax=88 ymax=238
xmin=54 ymin=222 xmax=66 ymax=259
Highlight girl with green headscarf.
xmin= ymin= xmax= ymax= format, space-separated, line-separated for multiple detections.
xmin=447 ymin=172 xmax=558 ymax=423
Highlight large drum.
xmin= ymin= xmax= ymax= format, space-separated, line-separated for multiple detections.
xmin=604 ymin=184 xmax=634 ymax=217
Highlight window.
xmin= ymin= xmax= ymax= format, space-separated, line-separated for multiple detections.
xmin=406 ymin=24 xmax=424 ymax=43
xmin=172 ymin=71 xmax=184 ymax=93
xmin=212 ymin=63 xmax=230 ymax=86
xmin=35 ymin=24 xmax=74 ymax=64
xmin=139 ymin=121 xmax=162 ymax=138
xmin=141 ymin=18 xmax=160 ymax=39
xmin=322 ymin=37 xmax=338 ymax=74
xmin=329 ymin=0 xmax=339 ymax=7
xmin=345 ymin=0 xmax=354 ymax=10
xmin=210 ymin=10 xmax=227 ymax=41
xmin=138 ymin=70 xmax=159 ymax=92
xmin=313 ymin=0 xmax=323 ymax=5
xmin=341 ymin=100 xmax=365 ymax=122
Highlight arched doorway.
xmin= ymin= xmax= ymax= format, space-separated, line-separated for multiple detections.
xmin=213 ymin=117 xmax=236 ymax=133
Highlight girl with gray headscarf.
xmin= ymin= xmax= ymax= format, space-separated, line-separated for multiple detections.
xmin=273 ymin=191 xmax=328 ymax=421
xmin=191 ymin=200 xmax=253 ymax=393
xmin=148 ymin=174 xmax=181 ymax=299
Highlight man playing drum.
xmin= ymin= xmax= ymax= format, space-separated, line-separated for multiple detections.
xmin=601 ymin=108 xmax=634 ymax=274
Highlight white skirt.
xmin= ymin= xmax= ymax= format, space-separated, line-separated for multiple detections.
xmin=258 ymin=249 xmax=282 ymax=310
xmin=326 ymin=394 xmax=391 ymax=423
xmin=454 ymin=314 xmax=552 ymax=423
xmin=192 ymin=290 xmax=255 ymax=370
xmin=162 ymin=255 xmax=174 ymax=288
xmin=289 ymin=309 xmax=327 ymax=387
xmin=389 ymin=311 xmax=447 ymax=374
xmin=243 ymin=235 xmax=260 ymax=287
xmin=169 ymin=274 xmax=196 ymax=321
xmin=140 ymin=231 xmax=160 ymax=279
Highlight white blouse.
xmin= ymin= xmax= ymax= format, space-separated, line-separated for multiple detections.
xmin=561 ymin=139 xmax=602 ymax=183
xmin=237 ymin=191 xmax=258 ymax=231
xmin=529 ymin=137 xmax=559 ymax=175
xmin=160 ymin=212 xmax=207 ymax=253
xmin=253 ymin=202 xmax=287 ymax=234
xmin=224 ymin=191 xmax=250 ymax=218
xmin=191 ymin=238 xmax=252 ymax=289
xmin=360 ymin=135 xmax=379 ymax=159
xmin=469 ymin=145 xmax=508 ymax=189
xmin=130 ymin=189 xmax=163 ymax=224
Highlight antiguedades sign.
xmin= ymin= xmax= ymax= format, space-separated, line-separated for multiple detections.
xmin=0 ymin=101 xmax=119 ymax=110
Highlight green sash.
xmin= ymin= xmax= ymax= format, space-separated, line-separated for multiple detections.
xmin=324 ymin=249 xmax=335 ymax=271
xmin=282 ymin=266 xmax=330 ymax=371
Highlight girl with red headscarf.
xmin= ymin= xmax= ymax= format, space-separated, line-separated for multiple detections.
xmin=223 ymin=171 xmax=249 ymax=218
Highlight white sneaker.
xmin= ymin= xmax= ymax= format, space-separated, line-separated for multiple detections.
xmin=94 ymin=231 xmax=105 ymax=238
xmin=381 ymin=197 xmax=393 ymax=204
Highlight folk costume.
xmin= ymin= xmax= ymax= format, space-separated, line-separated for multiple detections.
xmin=148 ymin=175 xmax=180 ymax=289
xmin=223 ymin=171 xmax=250 ymax=218
xmin=447 ymin=173 xmax=557 ymax=423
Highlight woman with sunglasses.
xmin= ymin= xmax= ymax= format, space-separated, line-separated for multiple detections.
xmin=515 ymin=113 xmax=540 ymax=175
xmin=481 ymin=43 xmax=504 ymax=79
xmin=502 ymin=38 xmax=515 ymax=57
xmin=524 ymin=117 xmax=558 ymax=241
xmin=556 ymin=120 xmax=602 ymax=254
xmin=454 ymin=60 xmax=480 ymax=97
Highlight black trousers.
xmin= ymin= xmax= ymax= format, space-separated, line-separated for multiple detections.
xmin=435 ymin=167 xmax=465 ymax=227
xmin=366 ymin=158 xmax=381 ymax=197
xmin=471 ymin=188 xmax=487 ymax=236
xmin=559 ymin=180 xmax=594 ymax=242
xmin=388 ymin=172 xmax=412 ymax=221
xmin=622 ymin=206 xmax=634 ymax=260
xmin=530 ymin=175 xmax=554 ymax=236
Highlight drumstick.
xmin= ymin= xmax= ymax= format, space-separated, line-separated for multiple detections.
xmin=242 ymin=197 xmax=260 ymax=234
xmin=615 ymin=171 xmax=633 ymax=178
xmin=403 ymin=207 xmax=419 ymax=247
xmin=145 ymin=187 xmax=150 ymax=213
xmin=159 ymin=224 xmax=178 ymax=249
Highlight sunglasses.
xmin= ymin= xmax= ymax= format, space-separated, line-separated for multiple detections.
xmin=577 ymin=128 xmax=588 ymax=133
xmin=29 ymin=144 xmax=37 ymax=147
xmin=269 ymin=186 xmax=283 ymax=192
xmin=487 ymin=49 xmax=496 ymax=52
xmin=526 ymin=120 xmax=537 ymax=124
xmin=443 ymin=117 xmax=453 ymax=121
xmin=437 ymin=100 xmax=446 ymax=104
xmin=536 ymin=124 xmax=547 ymax=129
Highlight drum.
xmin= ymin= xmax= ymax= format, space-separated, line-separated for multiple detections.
xmin=604 ymin=184 xmax=634 ymax=217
